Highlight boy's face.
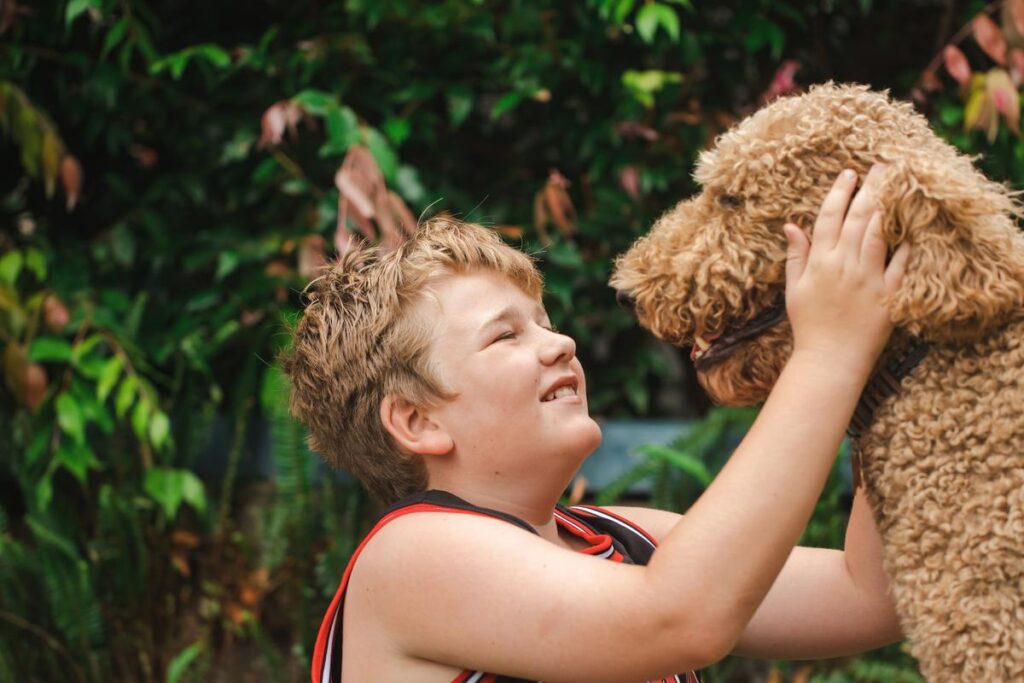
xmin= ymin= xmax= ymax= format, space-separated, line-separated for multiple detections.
xmin=421 ymin=270 xmax=602 ymax=484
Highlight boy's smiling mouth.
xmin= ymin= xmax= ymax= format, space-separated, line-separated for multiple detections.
xmin=541 ymin=376 xmax=579 ymax=402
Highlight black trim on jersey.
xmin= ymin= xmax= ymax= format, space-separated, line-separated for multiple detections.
xmin=377 ymin=490 xmax=539 ymax=536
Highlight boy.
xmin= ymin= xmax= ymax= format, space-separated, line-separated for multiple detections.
xmin=283 ymin=167 xmax=909 ymax=682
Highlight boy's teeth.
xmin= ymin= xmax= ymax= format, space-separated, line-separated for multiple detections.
xmin=543 ymin=385 xmax=576 ymax=401
xmin=695 ymin=336 xmax=711 ymax=351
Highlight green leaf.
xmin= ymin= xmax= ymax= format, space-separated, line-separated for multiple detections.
xmin=636 ymin=444 xmax=712 ymax=486
xmin=292 ymin=89 xmax=335 ymax=116
xmin=323 ymin=106 xmax=359 ymax=156
xmin=28 ymin=337 xmax=73 ymax=363
xmin=27 ymin=515 xmax=80 ymax=559
xmin=115 ymin=374 xmax=137 ymax=418
xmin=544 ymin=241 xmax=584 ymax=268
xmin=97 ymin=355 xmax=122 ymax=402
xmin=746 ymin=20 xmax=785 ymax=60
xmin=364 ymin=128 xmax=398 ymax=183
xmin=447 ymin=87 xmax=474 ymax=128
xmin=198 ymin=44 xmax=231 ymax=68
xmin=145 ymin=468 xmax=207 ymax=519
xmin=0 ymin=251 xmax=22 ymax=285
xmin=215 ymin=251 xmax=240 ymax=281
xmin=636 ymin=4 xmax=679 ymax=43
xmin=27 ymin=429 xmax=49 ymax=466
xmin=395 ymin=165 xmax=427 ymax=204
xmin=149 ymin=411 xmax=170 ymax=448
xmin=101 ymin=18 xmax=129 ymax=59
xmin=181 ymin=471 xmax=207 ymax=513
xmin=23 ymin=248 xmax=45 ymax=280
xmin=131 ymin=397 xmax=151 ymax=441
xmin=56 ymin=392 xmax=86 ymax=443
xmin=382 ymin=118 xmax=411 ymax=146
xmin=169 ymin=54 xmax=190 ymax=80
xmin=940 ymin=104 xmax=964 ymax=127
xmin=65 ymin=0 xmax=95 ymax=27
xmin=35 ymin=473 xmax=53 ymax=510
xmin=166 ymin=642 xmax=204 ymax=683
xmin=490 ymin=92 xmax=522 ymax=120
xmin=70 ymin=333 xmax=104 ymax=365
xmin=57 ymin=441 xmax=100 ymax=484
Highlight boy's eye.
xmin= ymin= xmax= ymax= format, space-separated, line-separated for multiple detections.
xmin=494 ymin=331 xmax=516 ymax=342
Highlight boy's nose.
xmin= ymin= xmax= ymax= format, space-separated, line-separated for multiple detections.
xmin=540 ymin=329 xmax=576 ymax=364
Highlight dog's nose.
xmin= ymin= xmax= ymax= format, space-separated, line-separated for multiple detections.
xmin=616 ymin=290 xmax=637 ymax=315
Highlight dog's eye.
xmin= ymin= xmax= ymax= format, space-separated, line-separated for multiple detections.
xmin=718 ymin=194 xmax=743 ymax=208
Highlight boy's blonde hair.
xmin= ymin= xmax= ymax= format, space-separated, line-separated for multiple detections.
xmin=280 ymin=217 xmax=543 ymax=504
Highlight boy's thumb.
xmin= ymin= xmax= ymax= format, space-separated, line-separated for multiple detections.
xmin=784 ymin=223 xmax=809 ymax=284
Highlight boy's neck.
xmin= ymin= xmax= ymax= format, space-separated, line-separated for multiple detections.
xmin=428 ymin=479 xmax=568 ymax=546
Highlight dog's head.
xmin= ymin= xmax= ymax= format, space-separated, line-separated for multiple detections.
xmin=612 ymin=83 xmax=1024 ymax=405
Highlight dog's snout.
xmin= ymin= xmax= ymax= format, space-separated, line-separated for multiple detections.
xmin=616 ymin=290 xmax=637 ymax=315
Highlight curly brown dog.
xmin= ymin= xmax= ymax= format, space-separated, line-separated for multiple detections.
xmin=611 ymin=83 xmax=1024 ymax=681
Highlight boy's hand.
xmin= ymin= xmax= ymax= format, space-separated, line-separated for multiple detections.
xmin=783 ymin=165 xmax=910 ymax=379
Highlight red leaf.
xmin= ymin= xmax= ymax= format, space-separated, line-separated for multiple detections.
xmin=386 ymin=190 xmax=418 ymax=239
xmin=258 ymin=100 xmax=307 ymax=148
xmin=987 ymin=68 xmax=1020 ymax=136
xmin=59 ymin=155 xmax=82 ymax=211
xmin=540 ymin=170 xmax=576 ymax=239
xmin=759 ymin=60 xmax=802 ymax=104
xmin=614 ymin=121 xmax=659 ymax=141
xmin=1008 ymin=49 xmax=1024 ymax=86
xmin=23 ymin=363 xmax=46 ymax=411
xmin=259 ymin=101 xmax=287 ymax=147
xmin=943 ymin=45 xmax=973 ymax=89
xmin=972 ymin=14 xmax=1008 ymax=65
xmin=129 ymin=144 xmax=158 ymax=168
xmin=1009 ymin=0 xmax=1024 ymax=37
xmin=297 ymin=234 xmax=327 ymax=279
xmin=920 ymin=68 xmax=942 ymax=92
xmin=334 ymin=146 xmax=384 ymax=242
xmin=619 ymin=166 xmax=641 ymax=201
xmin=3 ymin=344 xmax=46 ymax=411
xmin=43 ymin=295 xmax=69 ymax=332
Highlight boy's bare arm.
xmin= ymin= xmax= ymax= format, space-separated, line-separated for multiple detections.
xmin=606 ymin=487 xmax=902 ymax=660
xmin=732 ymin=486 xmax=901 ymax=658
xmin=349 ymin=168 xmax=908 ymax=681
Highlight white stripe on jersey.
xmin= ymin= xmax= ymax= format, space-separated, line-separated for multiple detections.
xmin=464 ymin=671 xmax=484 ymax=683
xmin=571 ymin=506 xmax=657 ymax=551
xmin=322 ymin=608 xmax=340 ymax=683
xmin=552 ymin=510 xmax=589 ymax=535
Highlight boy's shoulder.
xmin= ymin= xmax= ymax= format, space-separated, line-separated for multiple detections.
xmin=343 ymin=504 xmax=550 ymax=648
xmin=340 ymin=500 xmax=702 ymax=681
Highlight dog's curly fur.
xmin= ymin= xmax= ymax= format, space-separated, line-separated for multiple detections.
xmin=612 ymin=83 xmax=1024 ymax=681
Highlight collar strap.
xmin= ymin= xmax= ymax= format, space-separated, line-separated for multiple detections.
xmin=848 ymin=339 xmax=930 ymax=441
xmin=693 ymin=302 xmax=788 ymax=372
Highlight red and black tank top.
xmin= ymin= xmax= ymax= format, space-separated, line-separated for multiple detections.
xmin=311 ymin=490 xmax=700 ymax=683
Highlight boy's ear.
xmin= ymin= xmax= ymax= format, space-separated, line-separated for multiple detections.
xmin=380 ymin=395 xmax=454 ymax=456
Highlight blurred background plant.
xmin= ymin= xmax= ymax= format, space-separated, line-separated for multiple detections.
xmin=0 ymin=0 xmax=1017 ymax=680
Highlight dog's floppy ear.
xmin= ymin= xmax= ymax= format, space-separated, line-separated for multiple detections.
xmin=878 ymin=150 xmax=1024 ymax=342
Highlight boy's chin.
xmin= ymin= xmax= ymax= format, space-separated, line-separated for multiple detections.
xmin=565 ymin=417 xmax=603 ymax=459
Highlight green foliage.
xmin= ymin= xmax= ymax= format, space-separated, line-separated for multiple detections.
xmin=0 ymin=0 xmax=978 ymax=680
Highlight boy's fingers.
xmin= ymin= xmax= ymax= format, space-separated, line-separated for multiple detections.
xmin=884 ymin=241 xmax=911 ymax=294
xmin=813 ymin=169 xmax=858 ymax=252
xmin=859 ymin=211 xmax=887 ymax=267
xmin=839 ymin=165 xmax=884 ymax=255
xmin=784 ymin=223 xmax=809 ymax=284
